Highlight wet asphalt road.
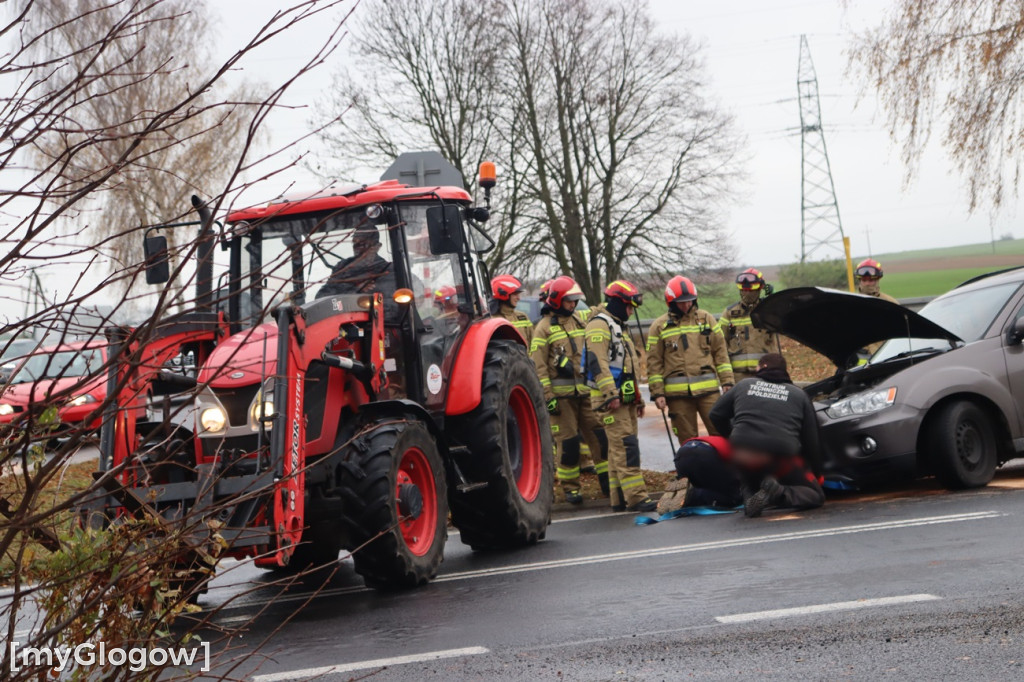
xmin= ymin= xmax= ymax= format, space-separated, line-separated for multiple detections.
xmin=180 ymin=466 xmax=1024 ymax=681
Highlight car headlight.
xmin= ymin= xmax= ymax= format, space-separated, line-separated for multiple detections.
xmin=0 ymin=403 xmax=12 ymax=416
xmin=826 ymin=387 xmax=897 ymax=419
xmin=200 ymin=406 xmax=227 ymax=433
xmin=250 ymin=393 xmax=275 ymax=430
xmin=67 ymin=394 xmax=96 ymax=407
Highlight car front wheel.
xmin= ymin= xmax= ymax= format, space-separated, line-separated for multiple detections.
xmin=927 ymin=400 xmax=998 ymax=489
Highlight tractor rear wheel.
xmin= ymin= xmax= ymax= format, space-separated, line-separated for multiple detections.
xmin=338 ymin=420 xmax=447 ymax=588
xmin=449 ymin=340 xmax=554 ymax=550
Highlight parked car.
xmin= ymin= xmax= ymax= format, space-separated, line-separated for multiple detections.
xmin=516 ymin=296 xmax=590 ymax=323
xmin=0 ymin=342 xmax=108 ymax=432
xmin=752 ymin=270 xmax=1024 ymax=489
xmin=0 ymin=338 xmax=42 ymax=384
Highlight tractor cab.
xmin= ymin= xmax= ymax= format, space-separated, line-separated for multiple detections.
xmin=215 ymin=181 xmax=493 ymax=412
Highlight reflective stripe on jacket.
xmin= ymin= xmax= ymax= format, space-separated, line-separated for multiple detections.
xmin=531 ymin=311 xmax=588 ymax=401
xmin=646 ymin=307 xmax=733 ymax=399
xmin=496 ymin=303 xmax=533 ymax=346
xmin=721 ymin=300 xmax=776 ymax=372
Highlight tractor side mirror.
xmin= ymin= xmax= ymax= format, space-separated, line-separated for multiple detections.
xmin=143 ymin=234 xmax=170 ymax=285
xmin=1008 ymin=317 xmax=1024 ymax=345
xmin=426 ymin=204 xmax=464 ymax=255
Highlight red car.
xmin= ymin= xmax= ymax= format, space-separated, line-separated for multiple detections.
xmin=0 ymin=341 xmax=108 ymax=432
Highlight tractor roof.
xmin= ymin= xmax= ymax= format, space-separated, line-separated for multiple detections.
xmin=226 ymin=180 xmax=472 ymax=223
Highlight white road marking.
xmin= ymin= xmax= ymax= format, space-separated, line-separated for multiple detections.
xmin=715 ymin=594 xmax=942 ymax=624
xmin=449 ymin=511 xmax=623 ymax=537
xmin=250 ymin=646 xmax=490 ymax=681
xmin=214 ymin=510 xmax=999 ymax=611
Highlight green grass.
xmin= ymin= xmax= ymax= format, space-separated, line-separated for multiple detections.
xmin=866 ymin=238 xmax=1024 ymax=264
xmin=875 ymin=267 xmax=1000 ymax=299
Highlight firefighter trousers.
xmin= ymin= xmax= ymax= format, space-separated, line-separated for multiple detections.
xmin=553 ymin=397 xmax=609 ymax=494
xmin=599 ymin=404 xmax=647 ymax=508
xmin=666 ymin=393 xmax=721 ymax=446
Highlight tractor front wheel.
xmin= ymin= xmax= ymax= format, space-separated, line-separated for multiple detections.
xmin=449 ymin=340 xmax=554 ymax=550
xmin=338 ymin=420 xmax=447 ymax=588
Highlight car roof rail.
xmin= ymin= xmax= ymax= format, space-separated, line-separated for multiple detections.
xmin=955 ymin=265 xmax=1024 ymax=289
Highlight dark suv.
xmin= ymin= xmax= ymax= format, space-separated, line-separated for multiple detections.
xmin=753 ymin=268 xmax=1024 ymax=489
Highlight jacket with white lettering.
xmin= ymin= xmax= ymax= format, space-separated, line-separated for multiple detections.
xmin=531 ymin=311 xmax=588 ymax=402
xmin=721 ymin=299 xmax=777 ymax=374
xmin=708 ymin=376 xmax=821 ymax=475
xmin=646 ymin=307 xmax=734 ymax=400
xmin=495 ymin=302 xmax=533 ymax=346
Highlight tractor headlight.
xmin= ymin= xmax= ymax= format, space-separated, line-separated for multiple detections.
xmin=250 ymin=394 xmax=275 ymax=430
xmin=200 ymin=406 xmax=227 ymax=433
xmin=0 ymin=403 xmax=12 ymax=416
xmin=68 ymin=394 xmax=96 ymax=407
xmin=826 ymin=387 xmax=897 ymax=420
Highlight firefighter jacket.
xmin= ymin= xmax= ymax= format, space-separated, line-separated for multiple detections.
xmin=583 ymin=305 xmax=643 ymax=409
xmin=647 ymin=307 xmax=734 ymax=400
xmin=495 ymin=302 xmax=533 ymax=346
xmin=531 ymin=311 xmax=588 ymax=402
xmin=721 ymin=300 xmax=777 ymax=373
xmin=870 ymin=290 xmax=900 ymax=305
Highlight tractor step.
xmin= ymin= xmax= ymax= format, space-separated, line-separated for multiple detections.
xmin=448 ymin=453 xmax=488 ymax=493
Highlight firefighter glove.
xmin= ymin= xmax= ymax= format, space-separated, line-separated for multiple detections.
xmin=547 ymin=398 xmax=560 ymax=415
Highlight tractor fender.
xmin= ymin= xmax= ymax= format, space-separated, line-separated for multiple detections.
xmin=446 ymin=318 xmax=524 ymax=416
xmin=358 ymin=399 xmax=446 ymax=452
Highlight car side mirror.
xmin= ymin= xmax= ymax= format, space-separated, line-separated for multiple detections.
xmin=426 ymin=204 xmax=464 ymax=255
xmin=1008 ymin=317 xmax=1024 ymax=345
xmin=143 ymin=234 xmax=170 ymax=285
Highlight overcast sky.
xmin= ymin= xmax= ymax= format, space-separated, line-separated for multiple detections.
xmin=211 ymin=0 xmax=1019 ymax=267
xmin=4 ymin=1 xmax=1017 ymax=320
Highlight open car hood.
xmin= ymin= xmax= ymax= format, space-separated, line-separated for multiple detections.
xmin=751 ymin=287 xmax=963 ymax=366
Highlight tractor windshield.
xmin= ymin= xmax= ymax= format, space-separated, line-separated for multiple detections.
xmin=252 ymin=209 xmax=394 ymax=312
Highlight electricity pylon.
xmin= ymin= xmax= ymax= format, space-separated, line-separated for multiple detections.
xmin=797 ymin=34 xmax=846 ymax=262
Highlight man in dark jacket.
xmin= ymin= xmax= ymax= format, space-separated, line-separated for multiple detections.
xmin=316 ymin=226 xmax=396 ymax=298
xmin=708 ymin=353 xmax=825 ymax=517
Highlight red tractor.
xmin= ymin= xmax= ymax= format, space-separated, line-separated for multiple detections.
xmin=92 ymin=162 xmax=553 ymax=589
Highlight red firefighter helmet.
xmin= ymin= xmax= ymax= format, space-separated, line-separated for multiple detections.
xmin=604 ymin=279 xmax=643 ymax=307
xmin=491 ymin=274 xmax=525 ymax=301
xmin=664 ymin=275 xmax=698 ymax=305
xmin=538 ymin=278 xmax=555 ymax=302
xmin=547 ymin=276 xmax=584 ymax=310
xmin=855 ymin=258 xmax=884 ymax=279
xmin=434 ymin=285 xmax=457 ymax=304
xmin=735 ymin=268 xmax=765 ymax=291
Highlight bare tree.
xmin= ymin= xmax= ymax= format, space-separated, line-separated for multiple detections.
xmin=316 ymin=0 xmax=743 ymax=299
xmin=850 ymin=0 xmax=1024 ymax=211
xmin=0 ymin=1 xmax=355 ymax=678
xmin=19 ymin=0 xmax=261 ymax=310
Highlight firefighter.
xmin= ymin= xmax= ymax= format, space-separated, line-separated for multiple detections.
xmin=647 ymin=276 xmax=734 ymax=448
xmin=532 ymin=276 xmax=609 ymax=504
xmin=721 ymin=268 xmax=779 ymax=381
xmin=490 ymin=274 xmax=533 ymax=345
xmin=855 ymin=258 xmax=899 ymax=304
xmin=584 ymin=280 xmax=656 ymax=513
xmin=433 ymin=286 xmax=459 ymax=316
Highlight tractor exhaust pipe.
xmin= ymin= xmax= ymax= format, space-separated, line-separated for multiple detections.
xmin=192 ymin=195 xmax=215 ymax=312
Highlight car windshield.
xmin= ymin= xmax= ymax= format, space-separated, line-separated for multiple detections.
xmin=1 ymin=339 xmax=39 ymax=364
xmin=871 ymin=281 xmax=1021 ymax=362
xmin=11 ymin=349 xmax=104 ymax=384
